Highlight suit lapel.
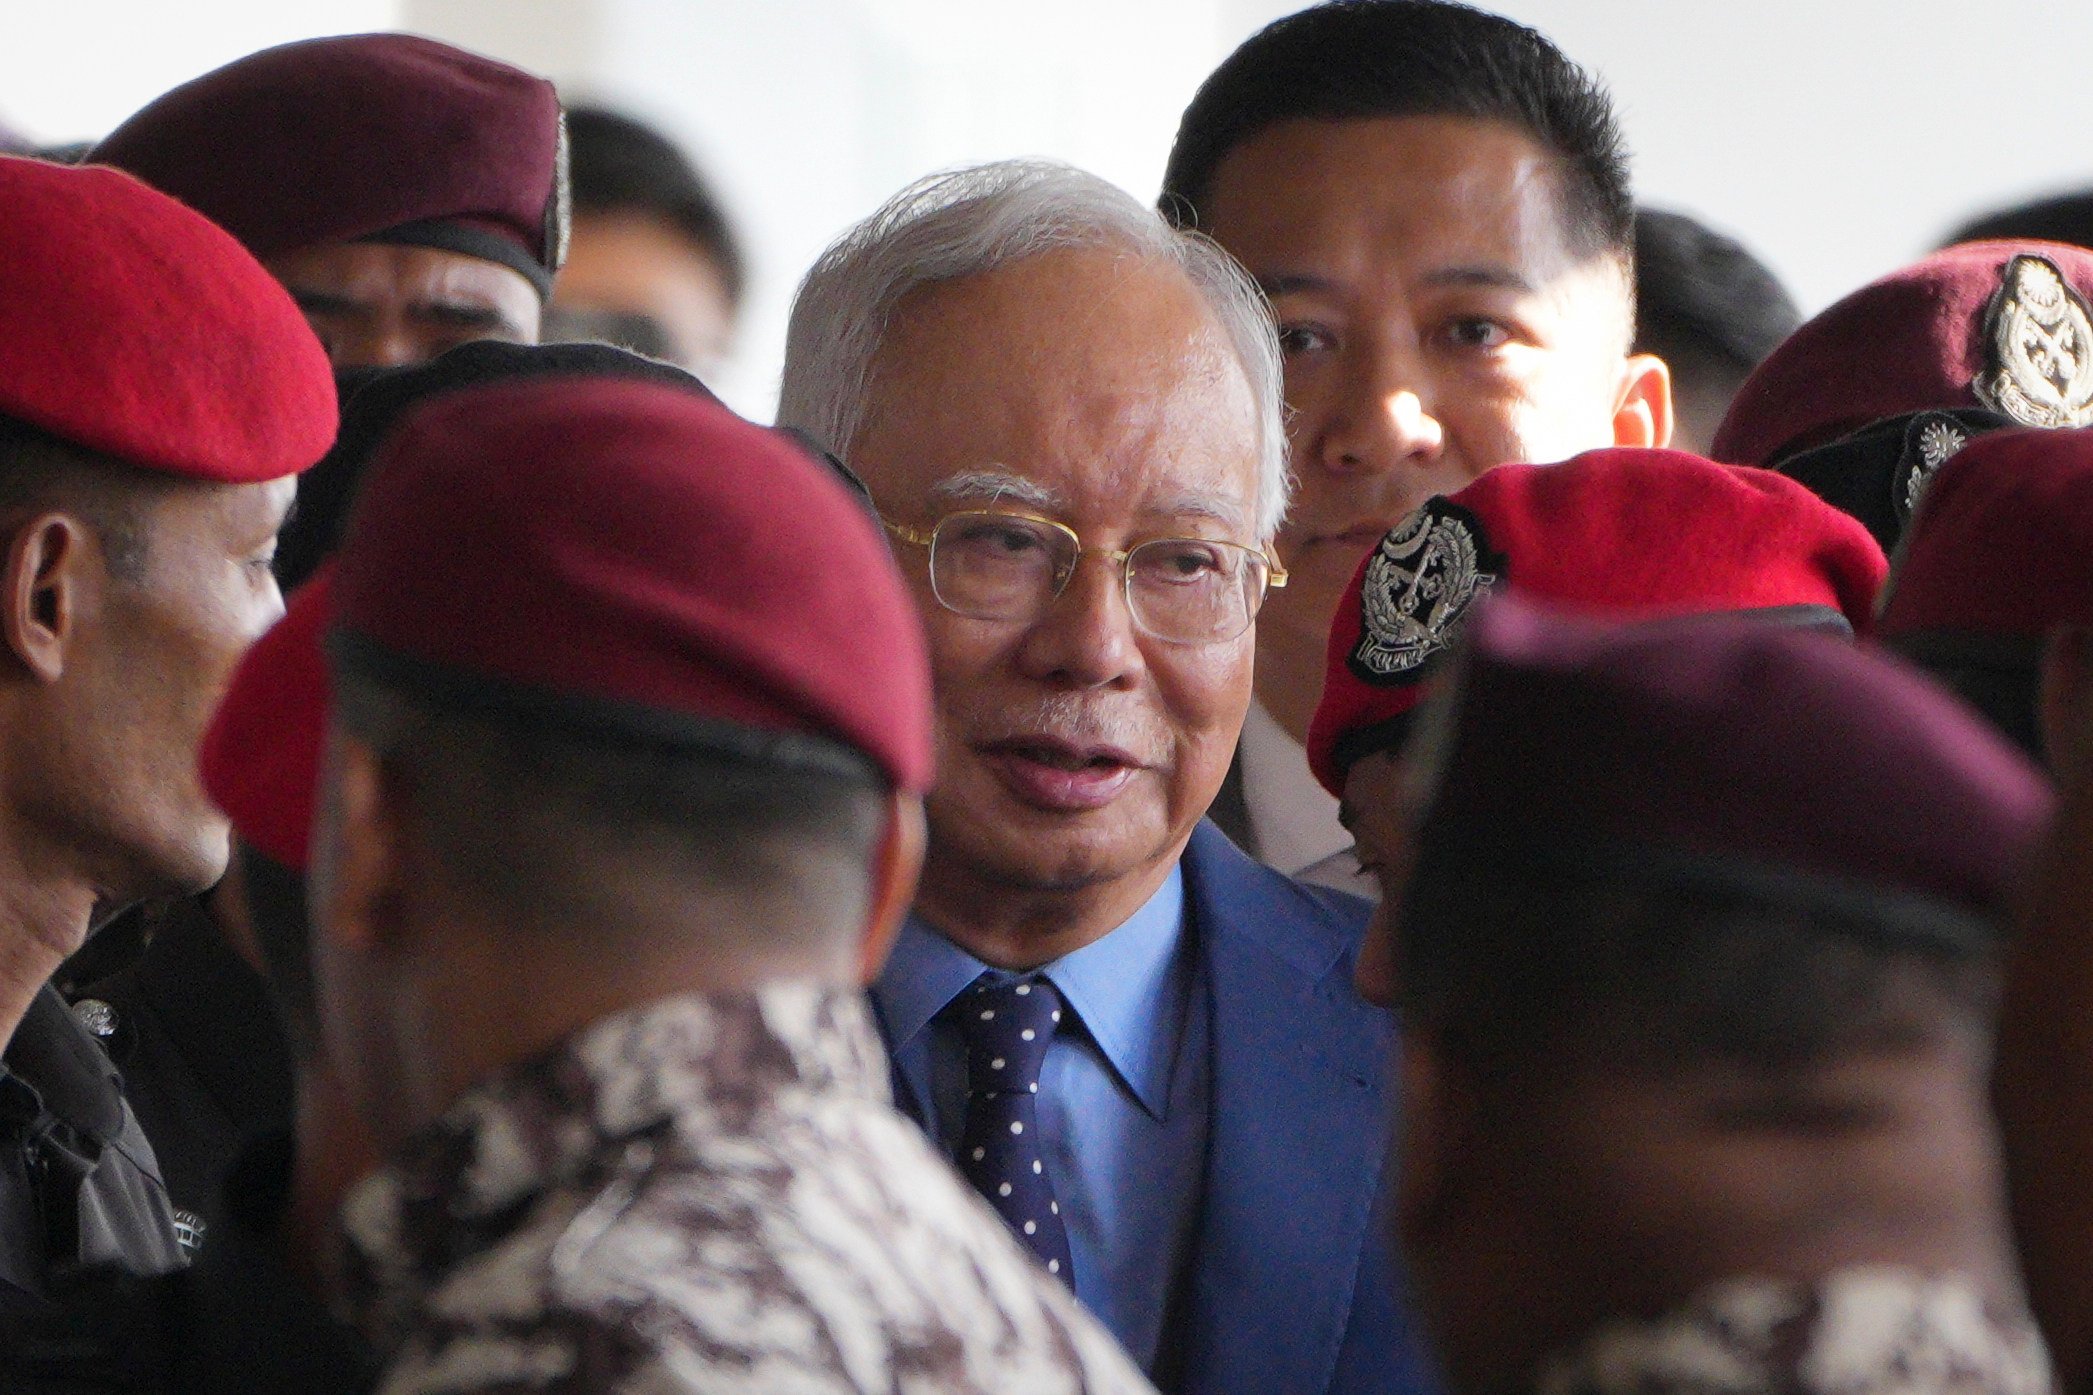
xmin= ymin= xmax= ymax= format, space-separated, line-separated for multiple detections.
xmin=1178 ymin=822 xmax=1393 ymax=1395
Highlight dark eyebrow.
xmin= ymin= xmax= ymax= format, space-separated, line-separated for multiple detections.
xmin=1417 ymin=264 xmax=1538 ymax=294
xmin=408 ymin=301 xmax=523 ymax=336
xmin=1258 ymin=265 xmax=1541 ymax=299
xmin=287 ymin=289 xmax=362 ymax=318
xmin=1255 ymin=273 xmax=1334 ymax=299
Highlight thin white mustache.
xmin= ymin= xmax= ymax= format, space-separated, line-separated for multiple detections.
xmin=957 ymin=692 xmax=1173 ymax=767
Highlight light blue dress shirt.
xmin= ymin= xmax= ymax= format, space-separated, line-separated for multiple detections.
xmin=872 ymin=866 xmax=1209 ymax=1375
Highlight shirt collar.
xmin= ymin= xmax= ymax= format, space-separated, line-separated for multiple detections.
xmin=1237 ymin=697 xmax=1352 ymax=877
xmin=874 ymin=865 xmax=1189 ymax=1120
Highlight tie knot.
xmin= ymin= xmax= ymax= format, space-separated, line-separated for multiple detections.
xmin=954 ymin=973 xmax=1064 ymax=1092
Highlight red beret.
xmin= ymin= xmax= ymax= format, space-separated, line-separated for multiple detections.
xmin=1405 ymin=595 xmax=2051 ymax=933
xmin=1305 ymin=447 xmax=1888 ymax=794
xmin=1881 ymin=425 xmax=2093 ymax=647
xmin=0 ymin=155 xmax=334 ymax=482
xmin=200 ymin=568 xmax=334 ymax=873
xmin=332 ymin=377 xmax=934 ymax=792
xmin=91 ymin=34 xmax=566 ymax=297
xmin=1712 ymin=241 xmax=2093 ymax=467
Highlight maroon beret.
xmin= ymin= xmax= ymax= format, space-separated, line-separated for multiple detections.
xmin=1406 ymin=594 xmax=2051 ymax=934
xmin=201 ymin=568 xmax=334 ymax=873
xmin=1305 ymin=447 xmax=1888 ymax=794
xmin=1879 ymin=425 xmax=2093 ymax=694
xmin=331 ymin=377 xmax=934 ymax=792
xmin=1712 ymin=241 xmax=2093 ymax=468
xmin=91 ymin=34 xmax=566 ymax=297
xmin=0 ymin=155 xmax=334 ymax=481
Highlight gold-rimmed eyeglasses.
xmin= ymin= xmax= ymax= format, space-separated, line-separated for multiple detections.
xmin=885 ymin=509 xmax=1286 ymax=645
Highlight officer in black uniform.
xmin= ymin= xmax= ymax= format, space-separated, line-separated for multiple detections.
xmin=0 ymin=154 xmax=335 ymax=1311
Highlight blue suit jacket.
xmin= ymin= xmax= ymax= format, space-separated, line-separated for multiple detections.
xmin=882 ymin=820 xmax=1439 ymax=1395
xmin=1174 ymin=821 xmax=1437 ymax=1395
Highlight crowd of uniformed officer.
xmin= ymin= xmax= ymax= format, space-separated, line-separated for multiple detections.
xmin=3 ymin=6 xmax=2093 ymax=1394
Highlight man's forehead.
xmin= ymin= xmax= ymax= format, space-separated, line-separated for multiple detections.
xmin=855 ymin=248 xmax=1263 ymax=524
xmin=1208 ymin=115 xmax=1623 ymax=300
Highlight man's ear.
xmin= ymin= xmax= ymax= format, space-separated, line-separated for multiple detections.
xmin=1611 ymin=354 xmax=1675 ymax=451
xmin=1 ymin=512 xmax=96 ymax=683
xmin=311 ymin=726 xmax=413 ymax=956
xmin=856 ymin=791 xmax=926 ymax=985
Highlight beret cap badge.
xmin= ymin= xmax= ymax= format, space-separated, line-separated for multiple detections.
xmin=544 ymin=106 xmax=572 ymax=273
xmin=1974 ymin=254 xmax=2093 ymax=430
xmin=1348 ymin=498 xmax=1501 ymax=685
xmin=1895 ymin=413 xmax=1976 ymax=526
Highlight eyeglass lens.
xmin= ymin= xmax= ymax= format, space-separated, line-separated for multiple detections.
xmin=928 ymin=512 xmax=1264 ymax=642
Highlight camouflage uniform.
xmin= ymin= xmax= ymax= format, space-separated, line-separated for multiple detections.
xmin=1536 ymin=1268 xmax=2055 ymax=1395
xmin=338 ymin=984 xmax=1157 ymax=1395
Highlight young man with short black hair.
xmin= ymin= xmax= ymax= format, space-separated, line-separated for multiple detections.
xmin=1163 ymin=0 xmax=1671 ymax=882
xmin=0 ymin=154 xmax=333 ymax=1306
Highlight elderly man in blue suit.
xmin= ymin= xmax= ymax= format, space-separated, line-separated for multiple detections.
xmin=779 ymin=159 xmax=1434 ymax=1395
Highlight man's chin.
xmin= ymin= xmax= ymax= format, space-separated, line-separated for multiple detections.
xmin=931 ymin=798 xmax=1169 ymax=894
xmin=122 ymin=819 xmax=233 ymax=905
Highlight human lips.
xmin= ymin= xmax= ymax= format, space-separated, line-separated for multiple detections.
xmin=974 ymin=734 xmax=1148 ymax=813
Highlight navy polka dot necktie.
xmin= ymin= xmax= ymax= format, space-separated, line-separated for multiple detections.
xmin=953 ymin=972 xmax=1074 ymax=1284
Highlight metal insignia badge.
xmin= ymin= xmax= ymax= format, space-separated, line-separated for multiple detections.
xmin=1973 ymin=255 xmax=2093 ymax=429
xmin=1347 ymin=499 xmax=1502 ymax=684
xmin=1892 ymin=412 xmax=1972 ymax=525
xmin=544 ymin=106 xmax=573 ymax=273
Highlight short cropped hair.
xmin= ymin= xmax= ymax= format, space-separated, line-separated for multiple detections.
xmin=567 ymin=105 xmax=746 ymax=308
xmin=0 ymin=413 xmax=174 ymax=581
xmin=778 ymin=159 xmax=1291 ymax=543
xmin=1634 ymin=208 xmax=1802 ymax=445
xmin=332 ymin=668 xmax=891 ymax=944
xmin=1161 ymin=0 xmax=1633 ymax=267
xmin=1400 ymin=867 xmax=1998 ymax=1080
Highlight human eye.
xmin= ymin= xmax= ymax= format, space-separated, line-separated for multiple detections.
xmin=1134 ymin=540 xmax=1232 ymax=585
xmin=949 ymin=515 xmax=1052 ymax=556
xmin=1437 ymin=315 xmax=1513 ymax=352
xmin=1276 ymin=320 xmax=1337 ymax=357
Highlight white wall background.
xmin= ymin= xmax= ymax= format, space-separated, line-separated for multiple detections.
xmin=6 ymin=0 xmax=2092 ymax=418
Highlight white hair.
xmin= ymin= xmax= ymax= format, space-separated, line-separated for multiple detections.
xmin=778 ymin=159 xmax=1291 ymax=543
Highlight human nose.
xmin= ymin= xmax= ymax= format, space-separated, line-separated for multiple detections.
xmin=1315 ymin=337 xmax=1447 ymax=476
xmin=1011 ymin=551 xmax=1146 ymax=690
xmin=325 ymin=319 xmax=425 ymax=371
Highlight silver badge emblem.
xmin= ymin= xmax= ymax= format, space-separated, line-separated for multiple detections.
xmin=1896 ymin=415 xmax=1971 ymax=523
xmin=1974 ymin=255 xmax=2093 ymax=429
xmin=70 ymin=998 xmax=118 ymax=1040
xmin=1348 ymin=499 xmax=1501 ymax=683
xmin=544 ymin=106 xmax=573 ymax=273
xmin=173 ymin=1208 xmax=207 ymax=1257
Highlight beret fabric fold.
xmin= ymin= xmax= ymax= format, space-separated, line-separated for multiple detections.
xmin=331 ymin=377 xmax=934 ymax=792
xmin=1881 ymin=426 xmax=2093 ymax=641
xmin=276 ymin=339 xmax=714 ymax=591
xmin=200 ymin=569 xmax=334 ymax=873
xmin=1712 ymin=240 xmax=2093 ymax=468
xmin=91 ymin=33 xmax=566 ymax=294
xmin=1305 ymin=447 xmax=1888 ymax=794
xmin=0 ymin=155 xmax=334 ymax=481
xmin=1404 ymin=595 xmax=2051 ymax=935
